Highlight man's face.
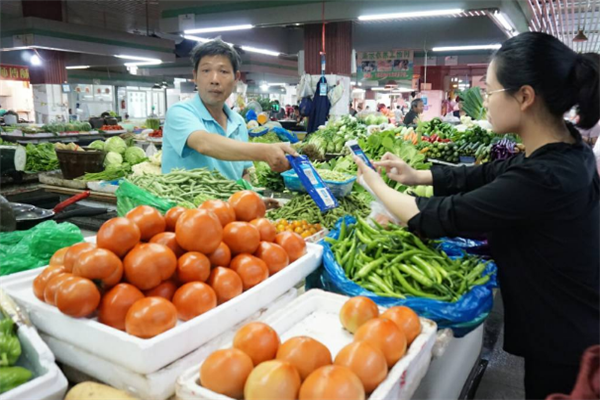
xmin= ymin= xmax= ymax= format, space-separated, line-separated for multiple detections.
xmin=193 ymin=55 xmax=240 ymax=107
xmin=415 ymin=101 xmax=424 ymax=114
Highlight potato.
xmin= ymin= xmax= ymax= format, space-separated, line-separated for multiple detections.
xmin=65 ymin=382 xmax=139 ymax=400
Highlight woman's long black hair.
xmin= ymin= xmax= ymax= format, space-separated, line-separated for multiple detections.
xmin=493 ymin=32 xmax=599 ymax=140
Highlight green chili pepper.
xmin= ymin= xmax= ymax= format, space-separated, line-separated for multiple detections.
xmin=391 ymin=267 xmax=450 ymax=301
xmin=0 ymin=366 xmax=32 ymax=394
xmin=397 ymin=263 xmax=434 ymax=288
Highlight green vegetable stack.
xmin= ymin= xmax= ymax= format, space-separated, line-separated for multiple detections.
xmin=129 ymin=168 xmax=243 ymax=207
xmin=268 ymin=194 xmax=371 ymax=229
xmin=24 ymin=143 xmax=59 ymax=172
xmin=325 ymin=218 xmax=493 ymax=302
xmin=416 ymin=118 xmax=455 ymax=139
xmin=0 ymin=318 xmax=32 ymax=394
xmin=251 ymin=162 xmax=285 ymax=192
xmin=77 ymin=138 xmax=148 ymax=182
xmin=302 ymin=116 xmax=367 ymax=160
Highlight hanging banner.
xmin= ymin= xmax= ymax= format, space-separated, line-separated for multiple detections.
xmin=0 ymin=64 xmax=30 ymax=81
xmin=356 ymin=50 xmax=414 ymax=81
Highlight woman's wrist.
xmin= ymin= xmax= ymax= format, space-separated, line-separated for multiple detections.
xmin=413 ymin=170 xmax=433 ymax=186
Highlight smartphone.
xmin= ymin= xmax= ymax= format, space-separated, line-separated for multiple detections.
xmin=346 ymin=140 xmax=376 ymax=170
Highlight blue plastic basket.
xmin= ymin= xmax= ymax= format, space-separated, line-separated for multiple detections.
xmin=282 ymin=170 xmax=356 ymax=198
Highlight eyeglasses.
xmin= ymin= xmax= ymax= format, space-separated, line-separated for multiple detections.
xmin=483 ymin=88 xmax=512 ymax=100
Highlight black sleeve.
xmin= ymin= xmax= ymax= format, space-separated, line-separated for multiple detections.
xmin=403 ymin=112 xmax=414 ymax=125
xmin=432 ymin=157 xmax=517 ymax=196
xmin=409 ymin=163 xmax=556 ymax=238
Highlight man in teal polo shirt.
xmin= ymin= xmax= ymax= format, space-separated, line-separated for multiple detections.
xmin=162 ymin=39 xmax=296 ymax=180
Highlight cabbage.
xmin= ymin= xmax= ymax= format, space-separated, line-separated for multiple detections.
xmin=104 ymin=151 xmax=123 ymax=167
xmin=104 ymin=136 xmax=127 ymax=154
xmin=80 ymin=122 xmax=92 ymax=132
xmin=89 ymin=140 xmax=105 ymax=151
xmin=149 ymin=150 xmax=162 ymax=166
xmin=124 ymin=146 xmax=146 ymax=164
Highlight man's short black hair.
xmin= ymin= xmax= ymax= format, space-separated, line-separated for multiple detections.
xmin=190 ymin=39 xmax=242 ymax=74
xmin=293 ymin=105 xmax=299 ymax=110
xmin=411 ymin=98 xmax=423 ymax=110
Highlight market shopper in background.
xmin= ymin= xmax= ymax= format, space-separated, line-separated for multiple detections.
xmin=162 ymin=39 xmax=296 ymax=180
xmin=394 ymin=105 xmax=403 ymax=125
xmin=354 ymin=32 xmax=599 ymax=399
xmin=403 ymin=98 xmax=424 ymax=125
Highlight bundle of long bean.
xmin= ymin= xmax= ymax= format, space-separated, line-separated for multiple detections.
xmin=268 ymin=194 xmax=370 ymax=229
xmin=129 ymin=168 xmax=242 ymax=205
xmin=325 ymin=218 xmax=493 ymax=302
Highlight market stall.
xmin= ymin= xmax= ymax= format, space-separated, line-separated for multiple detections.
xmin=0 ymin=101 xmax=517 ymax=399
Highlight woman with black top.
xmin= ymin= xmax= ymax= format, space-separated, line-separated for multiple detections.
xmin=354 ymin=32 xmax=599 ymax=399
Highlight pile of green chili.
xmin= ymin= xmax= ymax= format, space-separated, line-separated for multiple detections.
xmin=324 ymin=218 xmax=493 ymax=302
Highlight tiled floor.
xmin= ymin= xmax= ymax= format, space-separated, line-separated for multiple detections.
xmin=474 ymin=294 xmax=526 ymax=399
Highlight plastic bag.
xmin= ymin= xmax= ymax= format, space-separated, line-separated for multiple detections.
xmin=305 ymin=216 xmax=498 ymax=337
xmin=116 ymin=180 xmax=177 ymax=216
xmin=270 ymin=127 xmax=299 ymax=144
xmin=0 ymin=220 xmax=84 ymax=276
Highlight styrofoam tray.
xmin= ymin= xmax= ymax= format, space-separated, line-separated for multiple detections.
xmin=176 ymin=289 xmax=437 ymax=400
xmin=0 ymin=243 xmax=323 ymax=375
xmin=39 ymin=289 xmax=300 ymax=400
xmin=0 ymin=323 xmax=68 ymax=400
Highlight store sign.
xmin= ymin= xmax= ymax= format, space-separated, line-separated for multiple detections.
xmin=0 ymin=64 xmax=30 ymax=81
xmin=356 ymin=50 xmax=414 ymax=81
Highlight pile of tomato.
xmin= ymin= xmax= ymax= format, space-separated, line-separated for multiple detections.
xmin=101 ymin=125 xmax=124 ymax=131
xmin=198 ymin=297 xmax=422 ymax=399
xmin=33 ymin=190 xmax=307 ymax=339
xmin=275 ymin=220 xmax=323 ymax=239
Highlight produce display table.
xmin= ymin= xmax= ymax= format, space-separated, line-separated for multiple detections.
xmin=40 ymin=184 xmax=117 ymax=204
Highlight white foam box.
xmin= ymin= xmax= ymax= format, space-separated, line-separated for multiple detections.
xmin=0 ymin=323 xmax=67 ymax=400
xmin=176 ymin=289 xmax=438 ymax=400
xmin=0 ymin=243 xmax=323 ymax=375
xmin=38 ymin=288 xmax=300 ymax=400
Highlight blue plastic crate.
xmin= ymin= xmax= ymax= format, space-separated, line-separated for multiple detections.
xmin=282 ymin=169 xmax=356 ymax=198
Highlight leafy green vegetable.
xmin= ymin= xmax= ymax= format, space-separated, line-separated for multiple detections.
xmin=104 ymin=151 xmax=123 ymax=167
xmin=104 ymin=136 xmax=127 ymax=154
xmin=24 ymin=143 xmax=59 ymax=172
xmin=250 ymin=132 xmax=280 ymax=144
xmin=458 ymin=87 xmax=487 ymax=120
xmin=252 ymin=161 xmax=285 ymax=191
xmin=77 ymin=163 xmax=132 ymax=182
xmin=124 ymin=146 xmax=146 ymax=164
xmin=89 ymin=140 xmax=105 ymax=151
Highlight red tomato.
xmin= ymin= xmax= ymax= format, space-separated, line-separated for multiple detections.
xmin=143 ymin=280 xmax=178 ymax=301
xmin=255 ymin=242 xmax=290 ymax=275
xmin=233 ymin=322 xmax=280 ymax=366
xmin=339 ymin=296 xmax=379 ymax=334
xmin=228 ymin=191 xmax=265 ymax=222
xmin=149 ymin=232 xmax=185 ymax=258
xmin=63 ymin=243 xmax=96 ymax=272
xmin=222 ymin=222 xmax=260 ymax=255
xmin=208 ymin=267 xmax=243 ymax=304
xmin=125 ymin=297 xmax=178 ymax=339
xmin=172 ymin=282 xmax=217 ymax=321
xmin=98 ymin=283 xmax=144 ymax=330
xmin=275 ymin=231 xmax=307 ymax=262
xmin=199 ymin=200 xmax=236 ymax=227
xmin=229 ymin=254 xmax=269 ymax=290
xmin=56 ymin=277 xmax=101 ymax=318
xmin=33 ymin=265 xmax=66 ymax=302
xmin=49 ymin=247 xmax=69 ymax=266
xmin=177 ymin=252 xmax=211 ymax=283
xmin=96 ymin=217 xmax=141 ymax=257
xmin=126 ymin=205 xmax=166 ymax=241
xmin=354 ymin=318 xmax=407 ymax=368
xmin=299 ymin=365 xmax=365 ymax=400
xmin=207 ymin=242 xmax=231 ymax=268
xmin=72 ymin=248 xmax=123 ymax=289
xmin=123 ymin=243 xmax=177 ymax=290
xmin=200 ymin=348 xmax=254 ymax=399
xmin=165 ymin=206 xmax=186 ymax=231
xmin=175 ymin=209 xmax=223 ymax=254
xmin=44 ymin=273 xmax=76 ymax=306
xmin=250 ymin=218 xmax=277 ymax=242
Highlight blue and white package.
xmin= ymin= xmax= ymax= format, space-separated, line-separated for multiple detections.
xmin=286 ymin=155 xmax=338 ymax=212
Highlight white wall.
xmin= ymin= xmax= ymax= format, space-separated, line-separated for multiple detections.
xmin=0 ymin=80 xmax=34 ymax=120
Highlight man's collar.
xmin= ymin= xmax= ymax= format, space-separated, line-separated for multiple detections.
xmin=196 ymin=94 xmax=242 ymax=130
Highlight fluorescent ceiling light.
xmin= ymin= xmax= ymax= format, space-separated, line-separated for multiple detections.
xmin=124 ymin=61 xmax=162 ymax=67
xmin=267 ymin=83 xmax=286 ymax=86
xmin=66 ymin=65 xmax=90 ymax=70
xmin=260 ymin=83 xmax=269 ymax=91
xmin=30 ymin=54 xmax=41 ymax=66
xmin=493 ymin=12 xmax=513 ymax=31
xmin=371 ymin=87 xmax=388 ymax=91
xmin=115 ymin=54 xmax=161 ymax=62
xmin=241 ymin=45 xmax=280 ymax=57
xmin=432 ymin=44 xmax=502 ymax=52
xmin=184 ymin=24 xmax=253 ymax=34
xmin=183 ymin=34 xmax=210 ymax=43
xmin=358 ymin=8 xmax=463 ymax=21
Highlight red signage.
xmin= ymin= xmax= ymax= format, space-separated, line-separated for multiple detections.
xmin=0 ymin=65 xmax=30 ymax=81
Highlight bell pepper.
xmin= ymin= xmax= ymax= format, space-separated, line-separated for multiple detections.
xmin=0 ymin=366 xmax=32 ymax=394
xmin=0 ymin=319 xmax=20 ymax=367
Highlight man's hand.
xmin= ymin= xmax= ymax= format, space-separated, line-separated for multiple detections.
xmin=263 ymin=198 xmax=281 ymax=210
xmin=262 ymin=143 xmax=298 ymax=172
